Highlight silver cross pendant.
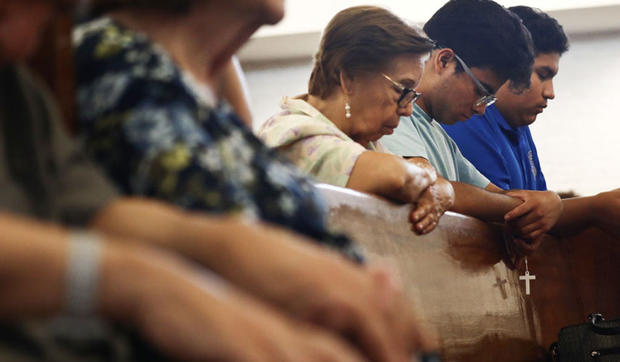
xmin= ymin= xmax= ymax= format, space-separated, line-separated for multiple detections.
xmin=519 ymin=257 xmax=536 ymax=296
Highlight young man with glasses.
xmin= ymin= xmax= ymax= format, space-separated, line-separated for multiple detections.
xmin=382 ymin=0 xmax=567 ymax=251
xmin=442 ymin=6 xmax=620 ymax=238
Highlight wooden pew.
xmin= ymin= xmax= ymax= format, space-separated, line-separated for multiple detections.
xmin=317 ymin=184 xmax=620 ymax=362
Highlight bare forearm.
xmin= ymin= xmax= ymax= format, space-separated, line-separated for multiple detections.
xmin=347 ymin=152 xmax=433 ymax=204
xmin=549 ymin=193 xmax=617 ymax=237
xmin=450 ymin=182 xmax=521 ymax=222
xmin=0 ymin=213 xmax=69 ymax=318
xmin=93 ymin=199 xmax=316 ymax=288
xmin=91 ymin=198 xmax=196 ymax=248
xmin=0 ymin=211 xmax=157 ymax=323
xmin=91 ymin=197 xmax=241 ymax=270
xmin=98 ymin=238 xmax=216 ymax=324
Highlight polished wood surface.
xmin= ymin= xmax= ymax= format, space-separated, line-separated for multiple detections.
xmin=317 ymin=184 xmax=620 ymax=362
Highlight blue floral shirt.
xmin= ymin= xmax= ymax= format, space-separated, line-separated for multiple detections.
xmin=74 ymin=18 xmax=360 ymax=260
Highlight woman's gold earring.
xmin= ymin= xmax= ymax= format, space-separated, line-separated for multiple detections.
xmin=345 ymin=102 xmax=351 ymax=118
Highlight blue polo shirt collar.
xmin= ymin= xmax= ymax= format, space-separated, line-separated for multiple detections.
xmin=487 ymin=105 xmax=514 ymax=131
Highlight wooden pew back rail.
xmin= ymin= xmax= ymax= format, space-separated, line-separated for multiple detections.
xmin=317 ymin=184 xmax=620 ymax=362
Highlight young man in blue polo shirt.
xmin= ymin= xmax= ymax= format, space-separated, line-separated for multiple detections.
xmin=442 ymin=6 xmax=568 ymax=191
xmin=440 ymin=6 xmax=620 ymax=238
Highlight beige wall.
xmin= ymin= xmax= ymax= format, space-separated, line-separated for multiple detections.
xmin=528 ymin=32 xmax=620 ymax=196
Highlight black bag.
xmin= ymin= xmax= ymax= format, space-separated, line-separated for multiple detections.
xmin=551 ymin=313 xmax=620 ymax=361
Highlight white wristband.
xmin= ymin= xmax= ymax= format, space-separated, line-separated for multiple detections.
xmin=65 ymin=231 xmax=103 ymax=317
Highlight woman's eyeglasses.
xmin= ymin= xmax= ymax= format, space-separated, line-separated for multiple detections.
xmin=382 ymin=74 xmax=421 ymax=108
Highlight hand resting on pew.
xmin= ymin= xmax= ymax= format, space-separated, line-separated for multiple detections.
xmin=91 ymin=198 xmax=439 ymax=361
xmin=504 ymin=189 xmax=564 ymax=240
xmin=407 ymin=158 xmax=456 ymax=234
xmin=0 ymin=212 xmax=366 ymax=362
xmin=503 ymin=188 xmax=619 ymax=263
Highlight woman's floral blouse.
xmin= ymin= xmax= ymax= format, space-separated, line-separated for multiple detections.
xmin=74 ymin=18 xmax=361 ymax=261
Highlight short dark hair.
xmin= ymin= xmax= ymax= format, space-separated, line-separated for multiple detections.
xmin=309 ymin=6 xmax=435 ymax=99
xmin=509 ymin=6 xmax=569 ymax=55
xmin=423 ymin=0 xmax=534 ymax=91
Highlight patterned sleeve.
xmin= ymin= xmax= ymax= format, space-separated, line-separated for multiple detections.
xmin=258 ymin=110 xmax=369 ymax=187
xmin=74 ymin=20 xmax=365 ymax=262
xmin=74 ymin=21 xmax=231 ymax=209
xmin=278 ymin=134 xmax=367 ymax=188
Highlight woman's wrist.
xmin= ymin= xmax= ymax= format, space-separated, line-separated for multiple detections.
xmin=0 ymin=215 xmax=69 ymax=318
xmin=97 ymin=241 xmax=157 ymax=323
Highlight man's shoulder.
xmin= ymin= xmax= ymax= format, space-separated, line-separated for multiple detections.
xmin=423 ymin=118 xmax=459 ymax=148
xmin=384 ymin=116 xmax=422 ymax=143
xmin=381 ymin=115 xmax=432 ymax=157
xmin=445 ymin=114 xmax=494 ymax=134
xmin=444 ymin=113 xmax=503 ymax=151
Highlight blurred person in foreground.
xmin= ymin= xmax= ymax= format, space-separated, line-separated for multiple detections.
xmin=0 ymin=0 xmax=437 ymax=361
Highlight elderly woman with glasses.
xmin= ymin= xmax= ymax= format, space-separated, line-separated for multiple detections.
xmin=258 ymin=6 xmax=454 ymax=234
